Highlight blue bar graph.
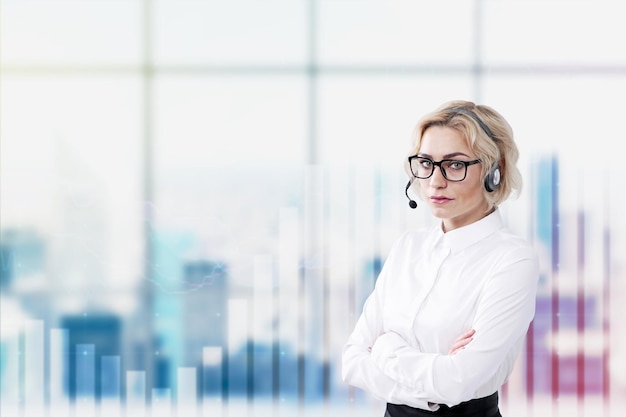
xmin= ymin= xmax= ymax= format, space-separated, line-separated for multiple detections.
xmin=101 ymin=355 xmax=121 ymax=398
xmin=24 ymin=320 xmax=44 ymax=416
xmin=101 ymin=355 xmax=122 ymax=417
xmin=50 ymin=328 xmax=69 ymax=415
xmin=75 ymin=344 xmax=96 ymax=416
xmin=76 ymin=344 xmax=95 ymax=398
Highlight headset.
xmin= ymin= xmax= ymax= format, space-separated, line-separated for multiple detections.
xmin=447 ymin=108 xmax=501 ymax=193
xmin=405 ymin=107 xmax=501 ymax=208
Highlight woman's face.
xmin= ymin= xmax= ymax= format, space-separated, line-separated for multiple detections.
xmin=417 ymin=125 xmax=491 ymax=232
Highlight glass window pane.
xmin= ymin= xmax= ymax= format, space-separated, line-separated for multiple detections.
xmin=152 ymin=75 xmax=307 ymax=261
xmin=484 ymin=73 xmax=626 ymax=272
xmin=153 ymin=0 xmax=308 ymax=65
xmin=2 ymin=1 xmax=625 ymax=414
xmin=153 ymin=75 xmax=307 ymax=166
xmin=483 ymin=1 xmax=626 ymax=65
xmin=318 ymin=75 xmax=474 ymax=167
xmin=318 ymin=0 xmax=474 ymax=66
xmin=0 ymin=1 xmax=142 ymax=66
xmin=0 ymin=75 xmax=143 ymax=297
xmin=484 ymin=75 xmax=626 ymax=165
xmin=484 ymin=76 xmax=626 ymax=407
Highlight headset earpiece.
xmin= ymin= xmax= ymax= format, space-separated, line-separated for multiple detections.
xmin=446 ymin=108 xmax=501 ymax=193
xmin=484 ymin=163 xmax=501 ymax=193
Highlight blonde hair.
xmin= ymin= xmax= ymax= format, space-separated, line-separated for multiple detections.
xmin=405 ymin=100 xmax=522 ymax=207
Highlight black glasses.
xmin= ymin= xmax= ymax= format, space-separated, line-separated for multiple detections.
xmin=408 ymin=156 xmax=481 ymax=182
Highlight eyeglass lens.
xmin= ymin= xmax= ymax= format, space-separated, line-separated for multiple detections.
xmin=410 ymin=158 xmax=468 ymax=181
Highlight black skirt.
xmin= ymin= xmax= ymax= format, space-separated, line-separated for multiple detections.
xmin=385 ymin=392 xmax=501 ymax=417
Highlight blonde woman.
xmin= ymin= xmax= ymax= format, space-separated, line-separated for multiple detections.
xmin=342 ymin=100 xmax=539 ymax=417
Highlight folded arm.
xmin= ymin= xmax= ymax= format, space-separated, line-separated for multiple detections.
xmin=369 ymin=251 xmax=538 ymax=406
xmin=342 ymin=248 xmax=538 ymax=407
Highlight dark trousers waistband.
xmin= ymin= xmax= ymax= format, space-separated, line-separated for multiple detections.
xmin=385 ymin=392 xmax=500 ymax=417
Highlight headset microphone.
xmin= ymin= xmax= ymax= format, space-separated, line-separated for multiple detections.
xmin=405 ymin=180 xmax=417 ymax=209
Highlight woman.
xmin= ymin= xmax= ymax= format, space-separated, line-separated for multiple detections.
xmin=341 ymin=100 xmax=539 ymax=417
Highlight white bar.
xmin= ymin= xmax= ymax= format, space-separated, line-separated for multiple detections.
xmin=227 ymin=298 xmax=250 ymax=355
xmin=352 ymin=168 xmax=378 ymax=407
xmin=304 ymin=164 xmax=325 ymax=335
xmin=151 ymin=388 xmax=171 ymax=417
xmin=327 ymin=166 xmax=353 ymax=403
xmin=24 ymin=319 xmax=44 ymax=416
xmin=50 ymin=328 xmax=69 ymax=413
xmin=353 ymin=168 xmax=377 ymax=312
xmin=304 ymin=165 xmax=325 ymax=400
xmin=278 ymin=206 xmax=299 ymax=409
xmin=202 ymin=347 xmax=223 ymax=417
xmin=253 ymin=255 xmax=274 ymax=343
xmin=176 ymin=367 xmax=197 ymax=416
xmin=252 ymin=254 xmax=274 ymax=398
xmin=126 ymin=371 xmax=146 ymax=417
xmin=278 ymin=207 xmax=300 ymax=351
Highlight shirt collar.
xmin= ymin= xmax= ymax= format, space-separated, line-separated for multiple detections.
xmin=435 ymin=208 xmax=504 ymax=253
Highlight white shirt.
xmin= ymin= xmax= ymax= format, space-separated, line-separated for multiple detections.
xmin=341 ymin=209 xmax=539 ymax=411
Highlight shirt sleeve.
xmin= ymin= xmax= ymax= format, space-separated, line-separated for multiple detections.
xmin=341 ymin=240 xmax=437 ymax=410
xmin=368 ymin=246 xmax=539 ymax=407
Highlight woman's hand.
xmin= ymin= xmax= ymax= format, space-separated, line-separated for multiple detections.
xmin=448 ymin=328 xmax=475 ymax=355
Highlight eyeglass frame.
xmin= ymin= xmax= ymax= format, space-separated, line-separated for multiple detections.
xmin=408 ymin=155 xmax=481 ymax=182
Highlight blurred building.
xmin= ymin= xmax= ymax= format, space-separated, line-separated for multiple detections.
xmin=0 ymin=228 xmax=50 ymax=320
